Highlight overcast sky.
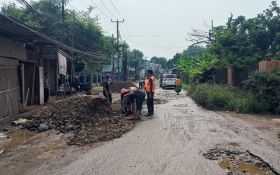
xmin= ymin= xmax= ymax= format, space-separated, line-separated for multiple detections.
xmin=2 ymin=0 xmax=277 ymax=59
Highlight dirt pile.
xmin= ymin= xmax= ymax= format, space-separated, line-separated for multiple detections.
xmin=22 ymin=95 xmax=134 ymax=145
xmin=203 ymin=143 xmax=279 ymax=175
xmin=111 ymin=81 xmax=137 ymax=93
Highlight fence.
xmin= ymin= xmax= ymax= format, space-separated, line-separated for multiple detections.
xmin=0 ymin=58 xmax=21 ymax=118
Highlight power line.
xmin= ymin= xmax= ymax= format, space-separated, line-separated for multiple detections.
xmin=98 ymin=0 xmax=115 ymax=17
xmin=90 ymin=0 xmax=111 ymax=20
xmin=123 ymin=34 xmax=180 ymax=37
xmin=109 ymin=0 xmax=123 ymax=18
xmin=15 ymin=0 xmax=110 ymax=59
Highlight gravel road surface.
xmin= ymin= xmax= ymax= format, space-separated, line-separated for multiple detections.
xmin=28 ymin=89 xmax=280 ymax=175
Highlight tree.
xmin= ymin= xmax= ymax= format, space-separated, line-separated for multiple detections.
xmin=185 ymin=1 xmax=280 ymax=69
xmin=1 ymin=0 xmax=116 ymax=68
xmin=182 ymin=45 xmax=206 ymax=57
xmin=167 ymin=53 xmax=181 ymax=70
xmin=150 ymin=56 xmax=168 ymax=70
xmin=128 ymin=49 xmax=144 ymax=79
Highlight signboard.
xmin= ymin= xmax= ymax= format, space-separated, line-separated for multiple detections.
xmin=58 ymin=52 xmax=67 ymax=75
xmin=102 ymin=65 xmax=112 ymax=73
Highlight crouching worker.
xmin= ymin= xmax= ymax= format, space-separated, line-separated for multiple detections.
xmin=120 ymin=87 xmax=145 ymax=118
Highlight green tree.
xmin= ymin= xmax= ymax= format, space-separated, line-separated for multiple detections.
xmin=182 ymin=45 xmax=206 ymax=57
xmin=128 ymin=49 xmax=144 ymax=79
xmin=1 ymin=0 xmax=116 ymax=67
xmin=150 ymin=56 xmax=168 ymax=70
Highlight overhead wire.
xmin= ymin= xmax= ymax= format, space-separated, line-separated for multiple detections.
xmin=109 ymin=0 xmax=123 ymax=18
xmin=16 ymin=0 xmax=111 ymax=59
xmin=98 ymin=0 xmax=115 ymax=17
xmin=90 ymin=0 xmax=111 ymax=20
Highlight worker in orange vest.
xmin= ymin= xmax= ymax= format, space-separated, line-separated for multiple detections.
xmin=145 ymin=70 xmax=156 ymax=117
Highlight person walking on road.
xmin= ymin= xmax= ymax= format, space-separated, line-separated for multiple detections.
xmin=175 ymin=75 xmax=182 ymax=95
xmin=145 ymin=70 xmax=156 ymax=117
xmin=102 ymin=74 xmax=112 ymax=104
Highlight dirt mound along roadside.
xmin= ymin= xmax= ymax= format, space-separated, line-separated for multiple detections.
xmin=22 ymin=96 xmax=134 ymax=145
xmin=203 ymin=143 xmax=280 ymax=175
xmin=111 ymin=81 xmax=137 ymax=93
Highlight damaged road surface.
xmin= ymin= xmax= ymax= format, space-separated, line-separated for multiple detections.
xmin=1 ymin=89 xmax=280 ymax=175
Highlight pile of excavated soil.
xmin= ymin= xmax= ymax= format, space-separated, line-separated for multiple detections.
xmin=203 ymin=143 xmax=279 ymax=175
xmin=111 ymin=81 xmax=137 ymax=93
xmin=22 ymin=95 xmax=134 ymax=145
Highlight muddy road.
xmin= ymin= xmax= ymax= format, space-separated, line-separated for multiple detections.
xmin=6 ymin=89 xmax=280 ymax=175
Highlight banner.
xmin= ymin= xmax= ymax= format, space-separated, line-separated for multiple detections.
xmin=58 ymin=52 xmax=67 ymax=75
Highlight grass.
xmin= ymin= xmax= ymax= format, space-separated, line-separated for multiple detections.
xmin=182 ymin=83 xmax=190 ymax=91
xmin=188 ymin=84 xmax=260 ymax=113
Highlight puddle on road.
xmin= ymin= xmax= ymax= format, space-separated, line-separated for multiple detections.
xmin=203 ymin=143 xmax=279 ymax=175
xmin=0 ymin=130 xmax=36 ymax=152
xmin=228 ymin=142 xmax=240 ymax=147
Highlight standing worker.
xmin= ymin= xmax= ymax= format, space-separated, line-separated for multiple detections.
xmin=175 ymin=75 xmax=182 ymax=95
xmin=102 ymin=74 xmax=112 ymax=104
xmin=145 ymin=70 xmax=156 ymax=117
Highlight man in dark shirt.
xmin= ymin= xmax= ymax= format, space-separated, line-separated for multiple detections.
xmin=102 ymin=74 xmax=112 ymax=104
xmin=145 ymin=70 xmax=156 ymax=116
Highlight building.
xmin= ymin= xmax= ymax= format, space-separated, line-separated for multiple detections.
xmin=0 ymin=13 xmax=74 ymax=118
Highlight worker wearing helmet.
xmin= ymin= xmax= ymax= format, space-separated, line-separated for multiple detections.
xmin=145 ymin=70 xmax=156 ymax=116
xmin=120 ymin=87 xmax=145 ymax=117
xmin=102 ymin=74 xmax=112 ymax=104
xmin=120 ymin=88 xmax=135 ymax=116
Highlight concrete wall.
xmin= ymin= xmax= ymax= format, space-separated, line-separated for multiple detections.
xmin=0 ymin=36 xmax=26 ymax=60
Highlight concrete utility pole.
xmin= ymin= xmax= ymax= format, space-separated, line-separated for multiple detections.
xmin=111 ymin=19 xmax=124 ymax=81
xmin=61 ymin=0 xmax=67 ymax=23
xmin=134 ymin=51 xmax=137 ymax=80
xmin=122 ymin=40 xmax=128 ymax=81
xmin=111 ymin=34 xmax=116 ymax=83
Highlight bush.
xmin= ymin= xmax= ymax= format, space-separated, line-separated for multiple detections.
xmin=189 ymin=84 xmax=260 ymax=113
xmin=242 ymin=69 xmax=280 ymax=114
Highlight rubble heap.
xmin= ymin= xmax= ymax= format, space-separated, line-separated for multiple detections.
xmin=22 ymin=96 xmax=134 ymax=145
xmin=111 ymin=81 xmax=137 ymax=93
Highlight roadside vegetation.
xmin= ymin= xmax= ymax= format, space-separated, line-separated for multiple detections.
xmin=173 ymin=1 xmax=280 ymax=114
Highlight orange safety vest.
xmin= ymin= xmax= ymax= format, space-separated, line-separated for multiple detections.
xmin=145 ymin=76 xmax=156 ymax=92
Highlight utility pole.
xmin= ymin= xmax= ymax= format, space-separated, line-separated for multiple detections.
xmin=111 ymin=19 xmax=124 ymax=81
xmin=122 ymin=40 xmax=128 ymax=81
xmin=61 ymin=0 xmax=66 ymax=23
xmin=111 ymin=34 xmax=116 ymax=83
xmin=134 ymin=51 xmax=137 ymax=80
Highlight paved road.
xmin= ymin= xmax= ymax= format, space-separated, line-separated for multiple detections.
xmin=30 ymin=89 xmax=280 ymax=175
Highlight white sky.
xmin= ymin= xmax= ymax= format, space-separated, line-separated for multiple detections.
xmin=1 ymin=0 xmax=277 ymax=59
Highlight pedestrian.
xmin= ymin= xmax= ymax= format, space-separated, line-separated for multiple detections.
xmin=102 ymin=74 xmax=112 ymax=104
xmin=144 ymin=70 xmax=156 ymax=117
xmin=44 ymin=73 xmax=50 ymax=103
xmin=175 ymin=75 xmax=182 ymax=95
